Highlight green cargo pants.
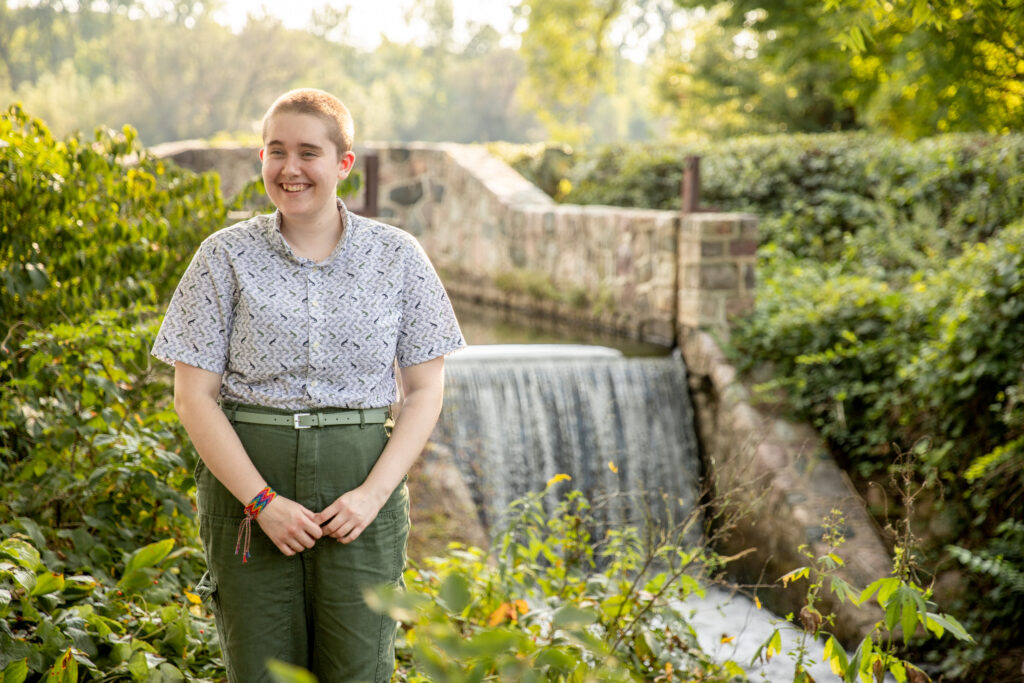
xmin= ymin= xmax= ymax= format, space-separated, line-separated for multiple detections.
xmin=194 ymin=403 xmax=409 ymax=683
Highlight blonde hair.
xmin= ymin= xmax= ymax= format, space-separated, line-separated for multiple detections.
xmin=261 ymin=88 xmax=354 ymax=156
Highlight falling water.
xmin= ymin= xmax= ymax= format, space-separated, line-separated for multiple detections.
xmin=435 ymin=346 xmax=701 ymax=535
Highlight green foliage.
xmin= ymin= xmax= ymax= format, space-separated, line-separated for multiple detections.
xmin=0 ymin=108 xmax=216 ymax=681
xmin=1 ymin=535 xmax=220 ymax=682
xmin=667 ymin=0 xmax=1024 ymax=137
xmin=0 ymin=103 xmax=224 ymax=349
xmin=763 ymin=510 xmax=970 ymax=683
xmin=821 ymin=0 xmax=1024 ymax=135
xmin=504 ymin=134 xmax=1024 ymax=262
xmin=370 ymin=486 xmax=740 ymax=682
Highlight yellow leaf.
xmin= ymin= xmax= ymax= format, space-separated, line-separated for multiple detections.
xmin=545 ymin=473 xmax=571 ymax=488
xmin=754 ymin=596 xmax=762 ymax=609
xmin=608 ymin=461 xmax=618 ymax=474
xmin=184 ymin=590 xmax=202 ymax=605
xmin=514 ymin=599 xmax=529 ymax=614
xmin=721 ymin=634 xmax=735 ymax=644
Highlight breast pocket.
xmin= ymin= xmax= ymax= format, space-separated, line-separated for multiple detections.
xmin=352 ymin=307 xmax=400 ymax=374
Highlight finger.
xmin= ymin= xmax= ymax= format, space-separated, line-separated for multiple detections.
xmin=301 ymin=517 xmax=324 ymax=540
xmin=330 ymin=521 xmax=353 ymax=540
xmin=315 ymin=500 xmax=343 ymax=526
xmin=338 ymin=522 xmax=365 ymax=543
xmin=320 ymin=513 xmax=350 ymax=537
xmin=339 ymin=526 xmax=363 ymax=544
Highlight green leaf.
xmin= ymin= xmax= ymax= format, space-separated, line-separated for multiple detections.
xmin=13 ymin=518 xmax=46 ymax=550
xmin=829 ymin=576 xmax=856 ymax=604
xmin=858 ymin=577 xmax=899 ymax=607
xmin=29 ymin=572 xmax=64 ymax=597
xmin=925 ymin=612 xmax=973 ymax=642
xmin=128 ymin=649 xmax=149 ymax=682
xmin=723 ymin=660 xmax=745 ymax=677
xmin=824 ymin=636 xmax=848 ymax=676
xmin=0 ymin=539 xmax=41 ymax=571
xmin=534 ymin=647 xmax=575 ymax=670
xmin=155 ymin=663 xmax=185 ymax=681
xmin=44 ymin=649 xmax=77 ymax=683
xmin=885 ymin=597 xmax=901 ymax=632
xmin=1 ymin=659 xmax=29 ymax=683
xmin=124 ymin=539 xmax=175 ymax=575
xmin=438 ymin=572 xmax=472 ymax=614
xmin=900 ymin=591 xmax=919 ymax=645
xmin=465 ymin=628 xmax=525 ymax=657
xmin=266 ymin=659 xmax=318 ymax=683
xmin=552 ymin=604 xmax=597 ymax=630
xmin=118 ymin=569 xmax=155 ymax=593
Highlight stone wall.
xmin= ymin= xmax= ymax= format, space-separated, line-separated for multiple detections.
xmin=352 ymin=144 xmax=759 ymax=345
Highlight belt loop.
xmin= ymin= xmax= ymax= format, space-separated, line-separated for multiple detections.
xmin=359 ymin=409 xmax=366 ymax=429
xmin=229 ymin=403 xmax=238 ymax=423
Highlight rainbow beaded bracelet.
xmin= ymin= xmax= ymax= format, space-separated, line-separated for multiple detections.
xmin=235 ymin=486 xmax=276 ymax=563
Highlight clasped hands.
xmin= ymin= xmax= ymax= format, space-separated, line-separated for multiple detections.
xmin=255 ymin=488 xmax=387 ymax=556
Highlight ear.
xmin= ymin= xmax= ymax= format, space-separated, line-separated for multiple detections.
xmin=338 ymin=151 xmax=356 ymax=179
xmin=258 ymin=148 xmax=265 ymax=162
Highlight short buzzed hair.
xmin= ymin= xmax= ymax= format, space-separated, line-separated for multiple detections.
xmin=261 ymin=88 xmax=354 ymax=156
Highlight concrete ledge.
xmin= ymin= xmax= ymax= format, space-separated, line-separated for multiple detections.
xmin=682 ymin=329 xmax=890 ymax=645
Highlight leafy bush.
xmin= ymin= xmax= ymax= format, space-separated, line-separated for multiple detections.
xmin=1 ymin=108 xmax=218 ymax=681
xmin=499 ymin=133 xmax=1024 ymax=262
xmin=1 ymin=535 xmax=220 ymax=682
xmin=0 ymin=103 xmax=224 ymax=351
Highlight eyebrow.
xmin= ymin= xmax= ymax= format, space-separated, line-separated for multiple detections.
xmin=265 ymin=140 xmax=325 ymax=152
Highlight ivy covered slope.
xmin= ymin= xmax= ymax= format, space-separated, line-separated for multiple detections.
xmin=503 ymin=134 xmax=1024 ymax=679
xmin=0 ymin=105 xmax=227 ymax=681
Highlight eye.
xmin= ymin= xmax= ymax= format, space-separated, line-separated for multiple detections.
xmin=302 ymin=151 xmax=318 ymax=158
xmin=268 ymin=149 xmax=284 ymax=157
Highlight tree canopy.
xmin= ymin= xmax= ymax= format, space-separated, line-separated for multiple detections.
xmin=0 ymin=0 xmax=1019 ymax=148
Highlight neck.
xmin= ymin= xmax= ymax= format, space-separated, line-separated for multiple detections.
xmin=279 ymin=204 xmax=345 ymax=262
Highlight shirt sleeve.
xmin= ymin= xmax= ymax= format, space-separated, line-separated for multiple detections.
xmin=151 ymin=237 xmax=236 ymax=374
xmin=396 ymin=237 xmax=466 ymax=367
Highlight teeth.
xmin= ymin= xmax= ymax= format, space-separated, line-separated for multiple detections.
xmin=282 ymin=183 xmax=307 ymax=192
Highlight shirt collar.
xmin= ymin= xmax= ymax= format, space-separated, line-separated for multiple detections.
xmin=268 ymin=198 xmax=355 ymax=268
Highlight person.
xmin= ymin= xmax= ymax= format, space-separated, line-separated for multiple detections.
xmin=151 ymin=88 xmax=465 ymax=683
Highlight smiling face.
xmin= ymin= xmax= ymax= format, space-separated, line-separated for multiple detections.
xmin=260 ymin=111 xmax=356 ymax=228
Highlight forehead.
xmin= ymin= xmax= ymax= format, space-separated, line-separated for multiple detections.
xmin=263 ymin=111 xmax=334 ymax=147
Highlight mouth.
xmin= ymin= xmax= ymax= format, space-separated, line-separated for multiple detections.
xmin=280 ymin=183 xmax=310 ymax=193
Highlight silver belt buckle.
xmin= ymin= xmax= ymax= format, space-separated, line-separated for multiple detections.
xmin=293 ymin=412 xmax=312 ymax=429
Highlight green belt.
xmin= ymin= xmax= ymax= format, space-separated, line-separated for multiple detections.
xmin=222 ymin=406 xmax=389 ymax=430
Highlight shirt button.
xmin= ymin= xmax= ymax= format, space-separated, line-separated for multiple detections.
xmin=313 ymin=342 xmax=321 ymax=349
xmin=311 ymin=380 xmax=318 ymax=388
xmin=311 ymin=301 xmax=319 ymax=307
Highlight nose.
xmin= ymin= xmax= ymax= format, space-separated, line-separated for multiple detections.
xmin=281 ymin=152 xmax=301 ymax=176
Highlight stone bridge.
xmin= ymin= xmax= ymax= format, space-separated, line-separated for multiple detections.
xmin=154 ymin=140 xmax=892 ymax=644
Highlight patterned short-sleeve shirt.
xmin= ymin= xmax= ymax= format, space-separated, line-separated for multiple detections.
xmin=151 ymin=199 xmax=465 ymax=410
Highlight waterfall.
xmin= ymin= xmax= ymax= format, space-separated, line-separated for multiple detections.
xmin=432 ymin=345 xmax=843 ymax=679
xmin=434 ymin=347 xmax=702 ymax=535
